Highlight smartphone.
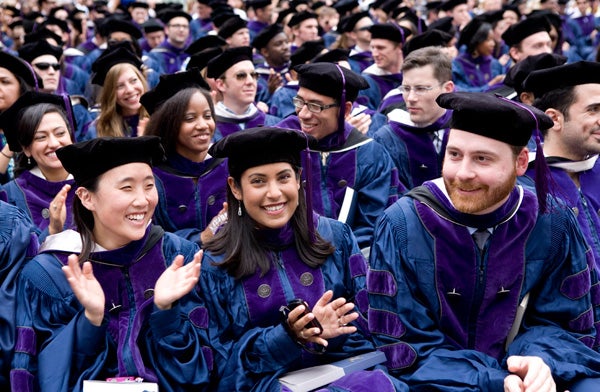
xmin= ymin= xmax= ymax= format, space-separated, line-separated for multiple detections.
xmin=285 ymin=299 xmax=323 ymax=334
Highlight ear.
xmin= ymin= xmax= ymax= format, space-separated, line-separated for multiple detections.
xmin=442 ymin=80 xmax=455 ymax=93
xmin=22 ymin=146 xmax=32 ymax=158
xmin=227 ymin=177 xmax=243 ymax=201
xmin=260 ymin=47 xmax=269 ymax=59
xmin=545 ymin=108 xmax=563 ymax=132
xmin=519 ymin=92 xmax=534 ymax=105
xmin=508 ymin=47 xmax=520 ymax=62
xmin=515 ymin=147 xmax=529 ymax=176
xmin=76 ymin=187 xmax=96 ymax=211
xmin=344 ymin=101 xmax=352 ymax=114
xmin=215 ymin=77 xmax=227 ymax=93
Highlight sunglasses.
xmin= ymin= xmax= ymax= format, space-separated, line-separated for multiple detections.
xmin=32 ymin=62 xmax=61 ymax=71
xmin=222 ymin=71 xmax=259 ymax=82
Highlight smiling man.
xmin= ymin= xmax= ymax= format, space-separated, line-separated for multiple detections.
xmin=360 ymin=23 xmax=411 ymax=111
xmin=277 ymin=62 xmax=400 ymax=251
xmin=368 ymin=91 xmax=600 ymax=391
xmin=523 ymin=61 xmax=600 ymax=312
xmin=206 ymin=46 xmax=280 ymax=142
xmin=373 ymin=46 xmax=454 ymax=192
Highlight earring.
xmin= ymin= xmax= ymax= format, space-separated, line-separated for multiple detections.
xmin=238 ymin=202 xmax=242 ymax=217
xmin=27 ymin=156 xmax=31 ymax=165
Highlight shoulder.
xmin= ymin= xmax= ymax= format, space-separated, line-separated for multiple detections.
xmin=161 ymin=231 xmax=200 ymax=261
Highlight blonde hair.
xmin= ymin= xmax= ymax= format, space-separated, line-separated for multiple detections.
xmin=96 ymin=63 xmax=149 ymax=137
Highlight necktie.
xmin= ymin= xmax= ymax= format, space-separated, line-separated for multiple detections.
xmin=473 ymin=229 xmax=490 ymax=252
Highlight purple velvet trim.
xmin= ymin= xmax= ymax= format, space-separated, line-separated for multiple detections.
xmin=215 ymin=110 xmax=267 ymax=139
xmin=591 ymin=282 xmax=600 ymax=306
xmin=189 ymin=306 xmax=209 ymax=329
xmin=303 ymin=147 xmax=358 ymax=219
xmin=242 ymin=259 xmax=288 ymax=327
xmin=569 ymin=308 xmax=594 ymax=332
xmin=380 ymin=342 xmax=417 ymax=370
xmin=355 ymin=289 xmax=368 ymax=315
xmin=348 ymin=254 xmax=366 ymax=278
xmin=415 ymin=186 xmax=537 ymax=359
xmin=90 ymin=233 xmax=164 ymax=380
xmin=201 ymin=346 xmax=214 ymax=371
xmin=327 ymin=369 xmax=395 ymax=391
xmin=580 ymin=335 xmax=595 ymax=347
xmin=14 ymin=327 xmax=36 ymax=355
xmin=390 ymin=110 xmax=451 ymax=187
xmin=282 ymin=248 xmax=325 ymax=307
xmin=368 ymin=309 xmax=405 ymax=337
xmin=367 ymin=270 xmax=397 ymax=296
xmin=10 ymin=369 xmax=33 ymax=391
xmin=561 ymin=267 xmax=591 ymax=300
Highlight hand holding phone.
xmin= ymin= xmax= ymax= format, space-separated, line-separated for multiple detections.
xmin=280 ymin=298 xmax=326 ymax=354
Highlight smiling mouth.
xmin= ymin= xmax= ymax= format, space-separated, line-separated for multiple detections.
xmin=126 ymin=213 xmax=145 ymax=222
xmin=264 ymin=203 xmax=285 ymax=213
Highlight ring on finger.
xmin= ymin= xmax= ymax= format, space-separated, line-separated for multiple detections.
xmin=338 ymin=317 xmax=347 ymax=327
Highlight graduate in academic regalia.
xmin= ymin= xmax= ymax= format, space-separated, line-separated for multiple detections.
xmin=277 ymin=63 xmax=401 ymax=250
xmin=201 ymin=127 xmax=407 ymax=391
xmin=0 ymin=92 xmax=76 ymax=242
xmin=368 ymin=92 xmax=600 ymax=391
xmin=206 ymin=46 xmax=280 ymax=142
xmin=452 ymin=17 xmax=505 ymax=92
xmin=0 ymin=200 xmax=37 ymax=389
xmin=522 ymin=62 xmax=600 ymax=343
xmin=10 ymin=137 xmax=213 ymax=392
xmin=360 ymin=23 xmax=411 ymax=112
xmin=142 ymin=69 xmax=229 ymax=247
xmin=0 ymin=51 xmax=42 ymax=184
xmin=374 ymin=47 xmax=455 ymax=193
xmin=84 ymin=45 xmax=150 ymax=139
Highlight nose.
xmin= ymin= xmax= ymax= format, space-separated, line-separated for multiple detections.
xmin=297 ymin=102 xmax=311 ymax=117
xmin=132 ymin=186 xmax=150 ymax=207
xmin=47 ymin=133 xmax=61 ymax=147
xmin=266 ymin=180 xmax=282 ymax=199
xmin=455 ymin=159 xmax=476 ymax=181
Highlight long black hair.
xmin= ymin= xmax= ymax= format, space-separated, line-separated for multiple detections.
xmin=204 ymin=166 xmax=335 ymax=280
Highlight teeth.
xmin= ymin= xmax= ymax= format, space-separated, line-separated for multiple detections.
xmin=264 ymin=204 xmax=284 ymax=212
xmin=127 ymin=214 xmax=144 ymax=221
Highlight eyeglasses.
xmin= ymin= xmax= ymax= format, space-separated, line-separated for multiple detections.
xmin=399 ymin=84 xmax=441 ymax=96
xmin=292 ymin=96 xmax=339 ymax=113
xmin=168 ymin=24 xmax=189 ymax=29
xmin=32 ymin=62 xmax=61 ymax=71
xmin=222 ymin=71 xmax=259 ymax=81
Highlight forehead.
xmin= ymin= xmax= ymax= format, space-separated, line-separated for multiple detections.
xmin=100 ymin=162 xmax=154 ymax=184
xmin=447 ymin=128 xmax=511 ymax=155
xmin=187 ymin=90 xmax=210 ymax=108
xmin=168 ymin=16 xmax=189 ymax=25
xmin=371 ymin=37 xmax=396 ymax=48
xmin=0 ymin=66 xmax=18 ymax=80
xmin=572 ymin=83 xmax=600 ymax=104
xmin=521 ymin=31 xmax=551 ymax=47
xmin=37 ymin=111 xmax=68 ymax=130
xmin=298 ymin=18 xmax=318 ymax=27
xmin=116 ymin=66 xmax=139 ymax=81
xmin=402 ymin=64 xmax=437 ymax=81
xmin=33 ymin=54 xmax=59 ymax=63
xmin=297 ymin=86 xmax=334 ymax=102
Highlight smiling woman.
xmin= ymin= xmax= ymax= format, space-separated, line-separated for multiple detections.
xmin=199 ymin=127 xmax=405 ymax=391
xmin=84 ymin=45 xmax=149 ymax=138
xmin=142 ymin=69 xmax=229 ymax=247
xmin=10 ymin=136 xmax=214 ymax=392
xmin=0 ymin=91 xmax=76 ymax=242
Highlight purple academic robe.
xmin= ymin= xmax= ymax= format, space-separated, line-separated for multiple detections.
xmin=0 ymin=171 xmax=75 ymax=242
